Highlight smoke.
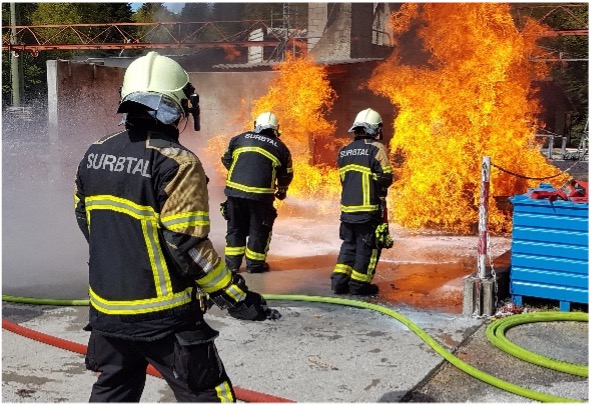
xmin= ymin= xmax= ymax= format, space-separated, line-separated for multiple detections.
xmin=2 ymin=104 xmax=90 ymax=299
xmin=1 ymin=107 xmax=236 ymax=299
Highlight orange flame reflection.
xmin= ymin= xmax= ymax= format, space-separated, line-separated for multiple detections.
xmin=368 ymin=3 xmax=569 ymax=234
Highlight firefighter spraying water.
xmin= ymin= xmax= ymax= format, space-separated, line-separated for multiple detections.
xmin=220 ymin=112 xmax=294 ymax=274
xmin=331 ymin=108 xmax=394 ymax=296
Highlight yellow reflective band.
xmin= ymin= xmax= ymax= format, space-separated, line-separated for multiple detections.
xmin=340 ymin=204 xmax=380 ymax=213
xmin=161 ymin=211 xmax=210 ymax=229
xmin=362 ymin=173 xmax=370 ymax=206
xmin=225 ymin=283 xmax=247 ymax=303
xmin=142 ymin=219 xmax=172 ymax=296
xmin=215 ymin=380 xmax=235 ymax=402
xmin=382 ymin=165 xmax=393 ymax=173
xmin=225 ymin=180 xmax=275 ymax=194
xmin=86 ymin=195 xmax=159 ymax=221
xmin=225 ymin=246 xmax=246 ymax=256
xmin=351 ymin=268 xmax=373 ymax=283
xmin=86 ymin=194 xmax=172 ymax=298
xmin=74 ymin=194 xmax=80 ymax=209
xmin=89 ymin=287 xmax=193 ymax=315
xmin=333 ymin=263 xmax=352 ymax=275
xmin=234 ymin=146 xmax=281 ymax=167
xmin=245 ymin=247 xmax=266 ymax=261
xmin=196 ymin=261 xmax=233 ymax=293
xmin=339 ymin=164 xmax=373 ymax=176
xmin=367 ymin=248 xmax=379 ymax=276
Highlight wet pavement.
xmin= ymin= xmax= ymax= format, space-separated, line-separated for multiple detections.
xmin=2 ymin=215 xmax=588 ymax=402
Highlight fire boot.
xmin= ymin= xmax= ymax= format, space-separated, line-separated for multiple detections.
xmin=247 ymin=262 xmax=270 ymax=274
xmin=331 ymin=273 xmax=350 ymax=294
xmin=349 ymin=282 xmax=379 ymax=296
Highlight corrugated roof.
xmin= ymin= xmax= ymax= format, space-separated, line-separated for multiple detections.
xmin=212 ymin=57 xmax=385 ymax=70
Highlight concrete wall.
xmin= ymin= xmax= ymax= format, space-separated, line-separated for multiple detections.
xmin=47 ymin=59 xmax=394 ymax=168
xmin=320 ymin=61 xmax=395 ymax=165
xmin=181 ymin=71 xmax=277 ymax=154
xmin=47 ymin=60 xmax=124 ymax=146
xmin=307 ymin=3 xmax=328 ymax=51
xmin=48 ymin=60 xmax=277 ymax=154
xmin=309 ymin=3 xmax=394 ymax=62
xmin=309 ymin=3 xmax=353 ymax=62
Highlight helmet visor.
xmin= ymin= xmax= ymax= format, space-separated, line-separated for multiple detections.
xmin=348 ymin=122 xmax=381 ymax=135
xmin=117 ymin=92 xmax=183 ymax=125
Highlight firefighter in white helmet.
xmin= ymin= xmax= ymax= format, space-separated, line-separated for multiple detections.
xmin=74 ymin=51 xmax=280 ymax=403
xmin=221 ymin=112 xmax=293 ymax=273
xmin=331 ymin=108 xmax=394 ymax=295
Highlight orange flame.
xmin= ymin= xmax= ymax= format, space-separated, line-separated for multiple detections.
xmin=251 ymin=53 xmax=341 ymax=212
xmin=206 ymin=53 xmax=342 ymax=214
xmin=368 ymin=3 xmax=569 ymax=234
xmin=221 ymin=44 xmax=241 ymax=61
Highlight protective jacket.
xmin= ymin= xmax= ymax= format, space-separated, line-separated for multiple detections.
xmin=221 ymin=131 xmax=293 ymax=202
xmin=75 ymin=124 xmax=249 ymax=340
xmin=338 ymin=136 xmax=393 ymax=223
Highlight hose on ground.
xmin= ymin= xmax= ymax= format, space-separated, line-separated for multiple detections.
xmin=1 ymin=295 xmax=293 ymax=403
xmin=3 ymin=294 xmax=588 ymax=403
xmin=486 ymin=311 xmax=588 ymax=377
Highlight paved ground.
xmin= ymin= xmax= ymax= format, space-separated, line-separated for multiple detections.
xmin=2 ymin=261 xmax=588 ymax=403
xmin=2 ymin=217 xmax=588 ymax=403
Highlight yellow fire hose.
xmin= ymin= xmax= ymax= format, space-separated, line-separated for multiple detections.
xmin=2 ymin=293 xmax=588 ymax=403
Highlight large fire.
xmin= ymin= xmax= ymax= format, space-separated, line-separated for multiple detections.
xmin=206 ymin=53 xmax=342 ymax=213
xmin=368 ymin=3 xmax=569 ymax=234
xmin=206 ymin=4 xmax=569 ymax=233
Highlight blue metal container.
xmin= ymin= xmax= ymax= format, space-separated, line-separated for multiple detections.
xmin=509 ymin=183 xmax=589 ymax=311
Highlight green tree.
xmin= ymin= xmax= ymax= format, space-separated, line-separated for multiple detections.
xmin=2 ymin=2 xmax=42 ymax=105
xmin=131 ymin=3 xmax=179 ymax=50
xmin=2 ymin=3 xmax=134 ymax=105
xmin=132 ymin=3 xmax=176 ymax=23
xmin=178 ymin=3 xmax=217 ymax=42
xmin=512 ymin=3 xmax=588 ymax=145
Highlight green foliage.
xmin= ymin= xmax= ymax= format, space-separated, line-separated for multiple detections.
xmin=511 ymin=3 xmax=588 ymax=144
xmin=3 ymin=3 xmax=134 ymax=105
xmin=179 ymin=3 xmax=213 ymax=22
xmin=2 ymin=1 xmax=587 ymax=144
xmin=132 ymin=3 xmax=176 ymax=23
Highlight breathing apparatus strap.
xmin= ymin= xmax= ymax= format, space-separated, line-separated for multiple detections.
xmin=182 ymin=83 xmax=200 ymax=131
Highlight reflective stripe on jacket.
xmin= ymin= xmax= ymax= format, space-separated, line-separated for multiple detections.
xmin=74 ymin=127 xmax=236 ymax=339
xmin=221 ymin=131 xmax=293 ymax=202
xmin=338 ymin=136 xmax=393 ymax=222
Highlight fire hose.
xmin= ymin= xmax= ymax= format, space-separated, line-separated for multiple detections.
xmin=2 ymin=294 xmax=588 ymax=403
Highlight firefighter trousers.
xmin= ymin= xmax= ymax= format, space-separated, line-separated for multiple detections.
xmin=85 ymin=325 xmax=235 ymax=402
xmin=331 ymin=221 xmax=382 ymax=293
xmin=224 ymin=196 xmax=277 ymax=272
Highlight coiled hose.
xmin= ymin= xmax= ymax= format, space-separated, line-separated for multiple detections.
xmin=3 ymin=294 xmax=588 ymax=403
xmin=486 ymin=311 xmax=588 ymax=378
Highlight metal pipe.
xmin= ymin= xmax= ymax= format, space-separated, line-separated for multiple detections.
xmin=477 ymin=156 xmax=491 ymax=280
xmin=10 ymin=2 xmax=21 ymax=107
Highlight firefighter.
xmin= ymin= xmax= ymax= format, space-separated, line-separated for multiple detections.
xmin=74 ymin=51 xmax=281 ymax=403
xmin=331 ymin=108 xmax=393 ymax=295
xmin=221 ymin=112 xmax=293 ymax=273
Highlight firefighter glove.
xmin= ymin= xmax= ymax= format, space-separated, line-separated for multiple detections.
xmin=227 ymin=291 xmax=282 ymax=321
xmin=220 ymin=200 xmax=229 ymax=220
xmin=375 ymin=223 xmax=394 ymax=249
xmin=275 ymin=187 xmax=287 ymax=201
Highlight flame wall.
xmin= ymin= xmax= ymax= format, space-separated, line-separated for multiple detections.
xmin=368 ymin=3 xmax=569 ymax=234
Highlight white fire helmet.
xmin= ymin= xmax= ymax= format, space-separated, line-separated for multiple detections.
xmin=117 ymin=51 xmax=192 ymax=125
xmin=348 ymin=108 xmax=383 ymax=136
xmin=253 ymin=112 xmax=280 ymax=135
